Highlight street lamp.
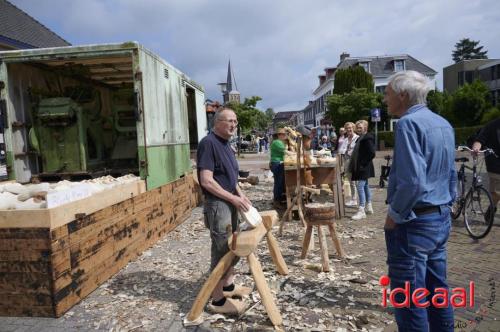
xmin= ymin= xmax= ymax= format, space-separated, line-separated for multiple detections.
xmin=217 ymin=83 xmax=227 ymax=103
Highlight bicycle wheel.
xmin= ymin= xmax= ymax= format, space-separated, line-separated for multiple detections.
xmin=451 ymin=177 xmax=465 ymax=220
xmin=463 ymin=186 xmax=494 ymax=239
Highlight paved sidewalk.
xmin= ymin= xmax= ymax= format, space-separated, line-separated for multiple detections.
xmin=0 ymin=152 xmax=498 ymax=331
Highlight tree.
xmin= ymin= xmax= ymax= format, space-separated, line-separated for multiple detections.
xmin=451 ymin=80 xmax=491 ymax=127
xmin=265 ymin=108 xmax=275 ymax=122
xmin=333 ymin=66 xmax=374 ymax=95
xmin=426 ymin=90 xmax=454 ymax=123
xmin=326 ymin=88 xmax=381 ymax=129
xmin=227 ymin=96 xmax=262 ymax=132
xmin=452 ymin=38 xmax=488 ymax=63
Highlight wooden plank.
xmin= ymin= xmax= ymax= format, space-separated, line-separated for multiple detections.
xmin=0 ymin=261 xmax=49 ymax=274
xmin=0 ymin=239 xmax=50 ymax=251
xmin=0 ymin=293 xmax=53 ymax=306
xmin=0 ymin=250 xmax=50 ymax=262
xmin=0 ymin=305 xmax=54 ymax=317
xmin=0 ymin=180 xmax=145 ymax=229
xmin=186 ymin=251 xmax=235 ymax=323
xmin=248 ymin=253 xmax=282 ymax=327
xmin=0 ymin=272 xmax=52 ymax=294
xmin=0 ymin=228 xmax=50 ymax=239
xmin=229 ymin=223 xmax=268 ymax=257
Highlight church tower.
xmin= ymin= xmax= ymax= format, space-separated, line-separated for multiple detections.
xmin=219 ymin=60 xmax=240 ymax=104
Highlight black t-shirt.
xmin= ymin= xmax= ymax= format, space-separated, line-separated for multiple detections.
xmin=476 ymin=118 xmax=500 ymax=174
xmin=197 ymin=132 xmax=239 ymax=198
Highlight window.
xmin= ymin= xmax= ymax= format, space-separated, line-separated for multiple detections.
xmin=376 ymin=85 xmax=387 ymax=94
xmin=359 ymin=62 xmax=370 ymax=72
xmin=465 ymin=71 xmax=474 ymax=84
xmin=394 ymin=60 xmax=405 ymax=72
xmin=458 ymin=70 xmax=475 ymax=86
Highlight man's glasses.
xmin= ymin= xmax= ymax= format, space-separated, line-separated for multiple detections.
xmin=219 ymin=119 xmax=238 ymax=125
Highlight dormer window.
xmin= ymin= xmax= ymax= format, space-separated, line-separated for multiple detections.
xmin=394 ymin=59 xmax=405 ymax=72
xmin=359 ymin=62 xmax=370 ymax=73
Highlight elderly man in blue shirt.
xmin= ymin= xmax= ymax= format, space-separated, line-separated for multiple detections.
xmin=384 ymin=71 xmax=456 ymax=331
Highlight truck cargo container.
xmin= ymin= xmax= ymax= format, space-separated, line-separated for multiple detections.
xmin=0 ymin=42 xmax=205 ymax=317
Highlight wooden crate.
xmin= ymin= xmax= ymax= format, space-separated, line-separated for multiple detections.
xmin=0 ymin=173 xmax=202 ymax=317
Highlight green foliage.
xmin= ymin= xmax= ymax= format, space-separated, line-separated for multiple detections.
xmin=377 ymin=131 xmax=395 ymax=148
xmin=333 ymin=66 xmax=374 ymax=95
xmin=228 ymin=96 xmax=271 ymax=132
xmin=326 ymin=88 xmax=381 ymax=129
xmin=450 ymin=80 xmax=491 ymax=127
xmin=228 ymin=96 xmax=261 ymax=131
xmin=454 ymin=125 xmax=483 ymax=146
xmin=426 ymin=90 xmax=454 ymax=123
xmin=481 ymin=107 xmax=500 ymax=124
xmin=265 ymin=108 xmax=275 ymax=122
xmin=452 ymin=38 xmax=488 ymax=63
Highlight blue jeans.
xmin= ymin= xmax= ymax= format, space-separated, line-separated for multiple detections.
xmin=385 ymin=207 xmax=454 ymax=332
xmin=356 ymin=179 xmax=372 ymax=207
xmin=270 ymin=162 xmax=285 ymax=201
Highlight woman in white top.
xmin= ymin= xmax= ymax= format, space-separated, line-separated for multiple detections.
xmin=338 ymin=122 xmax=359 ymax=206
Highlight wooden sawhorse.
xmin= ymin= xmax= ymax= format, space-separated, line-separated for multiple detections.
xmin=186 ymin=210 xmax=288 ymax=327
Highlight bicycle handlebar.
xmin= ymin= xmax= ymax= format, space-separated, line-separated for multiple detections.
xmin=457 ymin=146 xmax=498 ymax=157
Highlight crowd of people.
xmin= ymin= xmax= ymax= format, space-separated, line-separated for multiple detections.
xmin=195 ymin=70 xmax=499 ymax=330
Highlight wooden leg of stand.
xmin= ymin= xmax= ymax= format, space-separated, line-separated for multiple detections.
xmin=187 ymin=251 xmax=236 ymax=322
xmin=301 ymin=225 xmax=313 ymax=259
xmin=278 ymin=194 xmax=298 ymax=236
xmin=248 ymin=253 xmax=283 ymax=327
xmin=286 ymin=186 xmax=292 ymax=222
xmin=317 ymin=226 xmax=330 ymax=272
xmin=297 ymin=195 xmax=307 ymax=227
xmin=328 ymin=223 xmax=345 ymax=258
xmin=266 ymin=232 xmax=289 ymax=275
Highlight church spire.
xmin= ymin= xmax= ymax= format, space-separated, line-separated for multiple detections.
xmin=226 ymin=60 xmax=233 ymax=93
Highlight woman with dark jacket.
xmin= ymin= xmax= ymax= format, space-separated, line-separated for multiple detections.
xmin=350 ymin=120 xmax=376 ymax=220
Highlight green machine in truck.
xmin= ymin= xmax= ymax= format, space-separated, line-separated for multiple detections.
xmin=0 ymin=42 xmax=207 ymax=188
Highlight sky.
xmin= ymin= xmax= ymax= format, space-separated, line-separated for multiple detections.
xmin=9 ymin=0 xmax=500 ymax=112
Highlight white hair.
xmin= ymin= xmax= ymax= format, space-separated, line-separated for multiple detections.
xmin=388 ymin=71 xmax=431 ymax=106
xmin=213 ymin=107 xmax=235 ymax=126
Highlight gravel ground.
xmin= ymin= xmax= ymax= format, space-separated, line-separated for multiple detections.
xmin=1 ymin=151 xmax=498 ymax=332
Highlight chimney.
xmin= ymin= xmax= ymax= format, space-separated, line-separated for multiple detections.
xmin=318 ymin=75 xmax=326 ymax=85
xmin=325 ymin=67 xmax=336 ymax=78
xmin=340 ymin=52 xmax=350 ymax=62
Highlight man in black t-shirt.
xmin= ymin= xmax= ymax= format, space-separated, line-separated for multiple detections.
xmin=197 ymin=108 xmax=252 ymax=315
xmin=472 ymin=118 xmax=500 ymax=216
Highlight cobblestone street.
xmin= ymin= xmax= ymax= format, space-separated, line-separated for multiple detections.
xmin=0 ymin=152 xmax=498 ymax=331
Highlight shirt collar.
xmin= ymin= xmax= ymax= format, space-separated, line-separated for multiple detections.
xmin=401 ymin=104 xmax=426 ymax=117
xmin=211 ymin=131 xmax=229 ymax=144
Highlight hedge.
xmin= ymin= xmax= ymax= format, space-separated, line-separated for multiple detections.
xmin=376 ymin=125 xmax=483 ymax=149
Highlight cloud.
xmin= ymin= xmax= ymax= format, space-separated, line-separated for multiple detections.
xmin=10 ymin=0 xmax=500 ymax=111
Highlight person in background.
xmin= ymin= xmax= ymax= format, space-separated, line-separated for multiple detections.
xmin=472 ymin=117 xmax=500 ymax=219
xmin=336 ymin=127 xmax=346 ymax=153
xmin=263 ymin=134 xmax=269 ymax=153
xmin=311 ymin=128 xmax=319 ymax=151
xmin=384 ymin=70 xmax=455 ymax=331
xmin=330 ymin=134 xmax=337 ymax=154
xmin=270 ymin=128 xmax=287 ymax=207
xmin=320 ymin=135 xmax=332 ymax=149
xmin=338 ymin=122 xmax=359 ymax=206
xmin=349 ymin=120 xmax=375 ymax=220
xmin=197 ymin=108 xmax=253 ymax=315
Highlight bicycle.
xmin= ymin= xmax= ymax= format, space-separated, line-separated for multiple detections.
xmin=379 ymin=155 xmax=392 ymax=188
xmin=451 ymin=146 xmax=497 ymax=239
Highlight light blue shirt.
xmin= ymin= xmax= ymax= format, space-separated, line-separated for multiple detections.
xmin=387 ymin=104 xmax=457 ymax=224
